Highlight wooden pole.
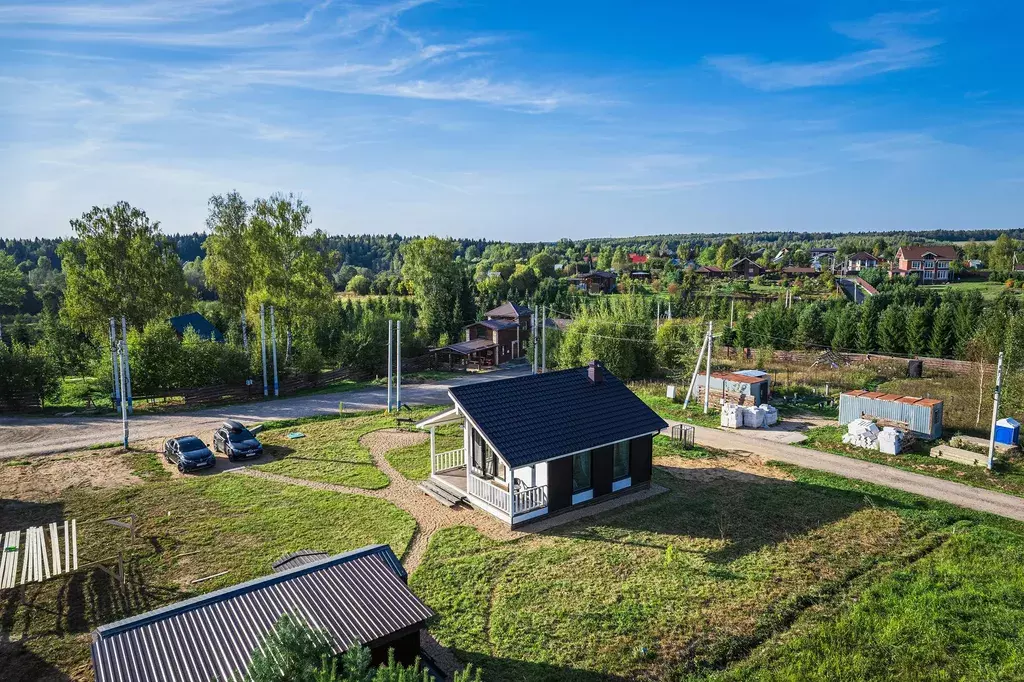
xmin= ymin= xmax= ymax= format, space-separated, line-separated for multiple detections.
xmin=988 ymin=352 xmax=1004 ymax=471
xmin=704 ymin=322 xmax=713 ymax=414
xmin=387 ymin=320 xmax=393 ymax=412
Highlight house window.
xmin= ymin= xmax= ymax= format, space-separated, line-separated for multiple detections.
xmin=911 ymin=260 xmax=922 ymax=269
xmin=923 ymin=270 xmax=933 ymax=280
xmin=938 ymin=261 xmax=949 ymax=269
xmin=572 ymin=451 xmax=592 ymax=493
xmin=613 ymin=441 xmax=630 ymax=481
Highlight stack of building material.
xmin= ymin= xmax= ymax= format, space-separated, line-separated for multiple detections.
xmin=720 ymin=403 xmax=742 ymax=429
xmin=742 ymin=406 xmax=765 ymax=428
xmin=877 ymin=427 xmax=903 ymax=455
xmin=762 ymin=405 xmax=779 ymax=426
xmin=842 ymin=419 xmax=880 ymax=449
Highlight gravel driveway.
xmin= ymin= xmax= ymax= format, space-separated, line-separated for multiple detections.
xmin=0 ymin=364 xmax=532 ymax=459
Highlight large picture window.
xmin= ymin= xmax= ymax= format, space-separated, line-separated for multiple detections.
xmin=613 ymin=441 xmax=630 ymax=481
xmin=572 ymin=451 xmax=592 ymax=493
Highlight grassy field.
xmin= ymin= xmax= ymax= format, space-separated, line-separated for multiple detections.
xmin=711 ymin=524 xmax=1024 ymax=681
xmin=254 ymin=407 xmax=443 ymax=487
xmin=801 ymin=424 xmax=1024 ymax=499
xmin=411 ymin=454 xmax=1024 ymax=681
xmin=386 ymin=423 xmax=463 ymax=481
xmin=0 ymin=451 xmax=417 ymax=681
xmin=921 ymin=280 xmax=1023 ymax=300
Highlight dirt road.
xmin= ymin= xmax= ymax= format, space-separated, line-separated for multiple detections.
xmin=672 ymin=421 xmax=1024 ymax=522
xmin=0 ymin=365 xmax=532 ymax=459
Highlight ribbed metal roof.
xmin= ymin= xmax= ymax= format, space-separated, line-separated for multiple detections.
xmin=91 ymin=545 xmax=434 ymax=682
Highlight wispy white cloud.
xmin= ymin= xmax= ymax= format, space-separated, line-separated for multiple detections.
xmin=585 ymin=166 xmax=822 ymax=193
xmin=707 ymin=12 xmax=941 ymax=90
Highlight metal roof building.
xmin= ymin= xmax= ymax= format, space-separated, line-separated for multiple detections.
xmin=90 ymin=545 xmax=434 ymax=682
xmin=839 ymin=390 xmax=943 ymax=439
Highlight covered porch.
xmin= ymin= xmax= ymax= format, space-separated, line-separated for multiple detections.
xmin=417 ymin=408 xmax=549 ymax=525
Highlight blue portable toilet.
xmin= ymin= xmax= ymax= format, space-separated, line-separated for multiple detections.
xmin=995 ymin=417 xmax=1020 ymax=446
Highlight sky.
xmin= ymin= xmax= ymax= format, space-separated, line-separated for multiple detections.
xmin=0 ymin=1 xmax=1022 ymax=240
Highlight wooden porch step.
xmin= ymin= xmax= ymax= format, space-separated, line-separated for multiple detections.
xmin=418 ymin=480 xmax=467 ymax=507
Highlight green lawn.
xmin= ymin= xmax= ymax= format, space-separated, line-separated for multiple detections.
xmin=1 ymin=453 xmax=417 ymax=681
xmin=410 ymin=458 xmax=1024 ymax=681
xmin=711 ymin=524 xmax=1024 ymax=681
xmin=386 ymin=423 xmax=463 ymax=481
xmin=800 ymin=425 xmax=1024 ymax=500
xmin=254 ymin=408 xmax=445 ymax=488
xmin=921 ymin=280 xmax=1023 ymax=300
xmin=630 ymin=381 xmax=722 ymax=428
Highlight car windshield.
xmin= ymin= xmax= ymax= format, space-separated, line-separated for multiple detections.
xmin=227 ymin=429 xmax=254 ymax=443
xmin=178 ymin=437 xmax=206 ymax=452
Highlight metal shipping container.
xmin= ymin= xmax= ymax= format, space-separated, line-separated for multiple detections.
xmin=839 ymin=390 xmax=943 ymax=440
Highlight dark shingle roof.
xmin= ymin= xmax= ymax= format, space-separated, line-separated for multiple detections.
xmin=897 ymin=245 xmax=958 ymax=260
xmin=484 ymin=301 xmax=532 ymax=318
xmin=449 ymin=365 xmax=667 ymax=468
xmin=470 ymin=319 xmax=520 ymax=331
xmin=168 ymin=312 xmax=224 ymax=342
xmin=91 ymin=545 xmax=433 ymax=682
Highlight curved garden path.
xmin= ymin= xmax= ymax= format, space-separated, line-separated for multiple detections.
xmin=235 ymin=428 xmax=525 ymax=571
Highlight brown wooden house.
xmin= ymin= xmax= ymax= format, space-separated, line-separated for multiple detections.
xmin=729 ymin=257 xmax=765 ymax=278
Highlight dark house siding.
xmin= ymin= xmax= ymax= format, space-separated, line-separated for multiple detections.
xmin=629 ymin=435 xmax=653 ymax=484
xmin=369 ymin=629 xmax=420 ymax=667
xmin=547 ymin=455 xmax=574 ymax=512
xmin=591 ymin=445 xmax=614 ymax=497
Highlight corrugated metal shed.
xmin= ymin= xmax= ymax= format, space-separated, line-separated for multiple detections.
xmin=839 ymin=390 xmax=943 ymax=439
xmin=689 ymin=372 xmax=770 ymax=406
xmin=90 ymin=545 xmax=435 ymax=682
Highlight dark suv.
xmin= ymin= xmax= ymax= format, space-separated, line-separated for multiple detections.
xmin=213 ymin=420 xmax=264 ymax=461
xmin=164 ymin=436 xmax=215 ymax=473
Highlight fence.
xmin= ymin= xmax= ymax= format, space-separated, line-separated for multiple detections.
xmin=725 ymin=349 xmax=992 ymax=377
xmin=0 ymin=393 xmax=43 ymax=413
xmin=132 ymin=367 xmax=361 ymax=408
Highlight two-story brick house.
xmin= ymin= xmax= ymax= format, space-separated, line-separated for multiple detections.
xmin=893 ymin=245 xmax=958 ymax=282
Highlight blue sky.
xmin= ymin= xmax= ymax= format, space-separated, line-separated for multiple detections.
xmin=0 ymin=1 xmax=1022 ymax=240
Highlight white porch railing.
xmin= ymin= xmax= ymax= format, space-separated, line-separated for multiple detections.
xmin=468 ymin=475 xmax=509 ymax=514
xmin=513 ymin=485 xmax=547 ymax=514
xmin=432 ymin=448 xmax=464 ymax=474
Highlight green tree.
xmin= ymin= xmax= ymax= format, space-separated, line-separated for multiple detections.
xmin=58 ymin=202 xmax=193 ymax=333
xmin=856 ymin=301 xmax=879 ymax=352
xmin=929 ymin=299 xmax=955 ymax=358
xmin=795 ymin=304 xmax=826 ymax=348
xmin=245 ymin=614 xmax=336 ymax=682
xmin=906 ymin=306 xmax=931 ymax=356
xmin=655 ymin=319 xmax=696 ymax=375
xmin=203 ymin=191 xmax=253 ymax=311
xmin=989 ymin=233 xmax=1017 ymax=272
xmin=402 ymin=237 xmax=472 ymax=344
xmin=528 ymin=251 xmax=556 ymax=278
xmin=876 ymin=305 xmax=904 ymax=354
xmin=611 ymin=247 xmax=629 ymax=272
xmin=558 ymin=296 xmax=655 ymax=379
xmin=953 ymin=290 xmax=984 ymax=358
xmin=127 ymin=321 xmax=184 ymax=394
xmin=0 ymin=251 xmax=25 ymax=308
xmin=346 ymin=274 xmax=371 ymax=295
xmin=831 ymin=306 xmax=859 ymax=352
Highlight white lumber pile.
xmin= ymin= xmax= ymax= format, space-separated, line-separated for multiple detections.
xmin=0 ymin=520 xmax=78 ymax=589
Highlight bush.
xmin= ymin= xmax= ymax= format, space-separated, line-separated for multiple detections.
xmin=0 ymin=341 xmax=59 ymax=405
xmin=346 ymin=274 xmax=371 ymax=296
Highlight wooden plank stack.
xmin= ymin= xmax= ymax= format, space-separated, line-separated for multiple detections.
xmin=0 ymin=520 xmax=78 ymax=589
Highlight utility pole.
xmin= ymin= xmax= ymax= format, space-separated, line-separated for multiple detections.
xmin=396 ymin=320 xmax=402 ymax=410
xmin=117 ymin=341 xmax=129 ymax=449
xmin=667 ymin=300 xmax=672 ymax=320
xmin=988 ymin=351 xmax=1005 ymax=471
xmin=120 ymin=316 xmax=133 ymax=414
xmin=656 ymin=300 xmax=661 ymax=328
xmin=533 ymin=311 xmax=538 ymax=374
xmin=541 ymin=305 xmax=547 ymax=373
xmin=683 ymin=328 xmax=708 ymax=410
xmin=260 ymin=304 xmax=268 ymax=397
xmin=387 ymin=320 xmax=393 ymax=412
xmin=730 ymin=298 xmax=735 ymax=328
xmin=270 ymin=305 xmax=279 ymax=397
xmin=109 ymin=318 xmax=121 ymax=411
xmin=241 ymin=309 xmax=249 ymax=355
xmin=703 ymin=321 xmax=713 ymax=414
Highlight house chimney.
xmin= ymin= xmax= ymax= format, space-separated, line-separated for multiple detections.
xmin=588 ymin=360 xmax=604 ymax=384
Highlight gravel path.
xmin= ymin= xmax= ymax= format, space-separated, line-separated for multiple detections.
xmin=0 ymin=364 xmax=532 ymax=459
xmin=237 ymin=429 xmax=525 ymax=572
xmin=667 ymin=420 xmax=1024 ymax=522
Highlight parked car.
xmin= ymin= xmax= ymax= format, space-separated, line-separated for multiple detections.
xmin=213 ymin=420 xmax=264 ymax=461
xmin=164 ymin=436 xmax=215 ymax=473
